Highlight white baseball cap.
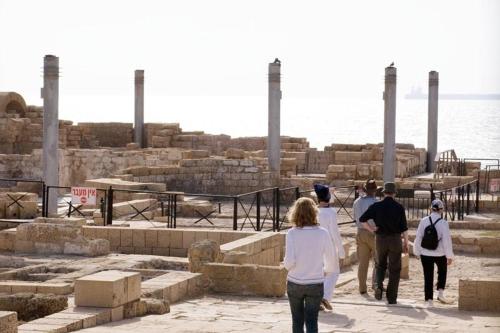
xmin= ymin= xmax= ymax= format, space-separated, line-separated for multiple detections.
xmin=431 ymin=199 xmax=444 ymax=210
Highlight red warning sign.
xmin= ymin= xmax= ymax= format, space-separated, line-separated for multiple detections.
xmin=71 ymin=187 xmax=97 ymax=206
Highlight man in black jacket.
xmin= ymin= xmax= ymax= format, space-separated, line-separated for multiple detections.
xmin=360 ymin=182 xmax=409 ymax=304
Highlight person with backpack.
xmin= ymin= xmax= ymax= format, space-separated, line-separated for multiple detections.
xmin=413 ymin=199 xmax=454 ymax=306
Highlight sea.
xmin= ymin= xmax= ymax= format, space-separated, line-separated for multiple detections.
xmin=60 ymin=96 xmax=500 ymax=162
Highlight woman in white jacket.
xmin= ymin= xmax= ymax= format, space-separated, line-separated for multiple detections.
xmin=413 ymin=199 xmax=454 ymax=306
xmin=284 ymin=197 xmax=337 ymax=333
xmin=314 ymin=184 xmax=345 ymax=311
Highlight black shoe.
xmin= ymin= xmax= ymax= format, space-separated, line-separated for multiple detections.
xmin=375 ymin=288 xmax=383 ymax=300
xmin=360 ymin=291 xmax=367 ymax=295
xmin=388 ymin=300 xmax=397 ymax=305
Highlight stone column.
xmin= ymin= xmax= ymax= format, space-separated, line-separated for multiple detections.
xmin=42 ymin=55 xmax=59 ymax=215
xmin=268 ymin=60 xmax=281 ymax=183
xmin=134 ymin=70 xmax=144 ymax=147
xmin=383 ymin=66 xmax=397 ymax=182
xmin=427 ymin=71 xmax=439 ymax=172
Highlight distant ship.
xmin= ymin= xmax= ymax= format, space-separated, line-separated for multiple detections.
xmin=405 ymin=86 xmax=500 ymax=100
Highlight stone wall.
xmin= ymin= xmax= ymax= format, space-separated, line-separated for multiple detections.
xmin=459 ymin=278 xmax=500 ymax=312
xmin=82 ymin=226 xmax=255 ymax=257
xmin=121 ymin=158 xmax=275 ymax=195
xmin=14 ymin=218 xmax=110 ymax=256
xmin=219 ymin=233 xmax=284 ymax=266
xmin=202 ymin=263 xmax=287 ymax=297
xmin=77 ymin=123 xmax=133 ymax=147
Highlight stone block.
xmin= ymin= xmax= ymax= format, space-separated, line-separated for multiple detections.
xmin=182 ymin=230 xmax=196 ymax=249
xmin=121 ymin=229 xmax=133 ymax=247
xmin=63 ymin=238 xmax=110 ymax=257
xmin=157 ymin=230 xmax=171 ymax=248
xmin=145 ymin=229 xmax=158 ymax=248
xmin=170 ymin=230 xmax=183 ymax=248
xmin=0 ymin=311 xmax=17 ymax=333
xmin=0 ymin=229 xmax=16 ymax=251
xmin=459 ymin=278 xmax=500 ymax=312
xmin=225 ymin=148 xmax=245 ymax=159
xmin=132 ymin=229 xmax=146 ymax=248
xmin=14 ymin=240 xmax=34 ymax=253
xmin=18 ymin=201 xmax=38 ymax=219
xmin=111 ymin=306 xmax=124 ymax=322
xmin=74 ymin=270 xmax=141 ymax=308
xmin=170 ymin=248 xmax=187 ymax=257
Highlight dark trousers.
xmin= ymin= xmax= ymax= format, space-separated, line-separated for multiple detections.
xmin=287 ymin=281 xmax=323 ymax=333
xmin=420 ymin=255 xmax=447 ymax=301
xmin=375 ymin=234 xmax=402 ymax=303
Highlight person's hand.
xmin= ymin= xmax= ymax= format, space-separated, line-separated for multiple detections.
xmin=447 ymin=258 xmax=453 ymax=265
xmin=339 ymin=258 xmax=345 ymax=267
xmin=403 ymin=243 xmax=409 ymax=254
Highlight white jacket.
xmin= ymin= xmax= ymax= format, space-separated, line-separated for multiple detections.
xmin=318 ymin=207 xmax=346 ymax=260
xmin=284 ymin=226 xmax=338 ymax=285
xmin=413 ymin=212 xmax=454 ymax=259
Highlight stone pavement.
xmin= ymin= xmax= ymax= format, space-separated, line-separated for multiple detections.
xmin=78 ymin=255 xmax=500 ymax=332
xmin=78 ymin=293 xmax=500 ymax=333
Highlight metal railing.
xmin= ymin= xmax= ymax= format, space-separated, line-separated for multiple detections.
xmin=2 ymin=176 xmax=482 ymax=227
xmin=44 ymin=185 xmax=108 ymax=220
xmin=0 ymin=178 xmax=45 ymax=219
xmin=434 ymin=149 xmax=459 ymax=179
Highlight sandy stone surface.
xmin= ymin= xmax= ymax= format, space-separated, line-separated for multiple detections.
xmin=79 ymin=255 xmax=500 ymax=333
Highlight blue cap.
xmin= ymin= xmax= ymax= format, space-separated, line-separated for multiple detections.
xmin=314 ymin=184 xmax=331 ymax=202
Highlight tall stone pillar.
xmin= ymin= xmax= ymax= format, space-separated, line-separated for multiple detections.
xmin=42 ymin=55 xmax=59 ymax=215
xmin=134 ymin=70 xmax=144 ymax=147
xmin=427 ymin=71 xmax=439 ymax=172
xmin=268 ymin=59 xmax=281 ymax=184
xmin=383 ymin=66 xmax=397 ymax=183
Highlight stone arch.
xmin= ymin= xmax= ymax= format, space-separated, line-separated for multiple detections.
xmin=0 ymin=92 xmax=27 ymax=118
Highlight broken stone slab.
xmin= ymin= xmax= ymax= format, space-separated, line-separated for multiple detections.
xmin=0 ymin=292 xmax=68 ymax=322
xmin=188 ymin=239 xmax=220 ymax=273
xmin=63 ymin=238 xmax=110 ymax=257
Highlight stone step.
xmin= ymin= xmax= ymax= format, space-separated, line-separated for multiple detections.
xmin=0 ymin=281 xmax=72 ymax=295
xmin=141 ymin=271 xmax=206 ymax=304
xmin=408 ymin=230 xmax=500 ymax=255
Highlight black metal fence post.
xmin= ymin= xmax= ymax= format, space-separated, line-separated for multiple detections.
xmin=173 ymin=193 xmax=177 ymax=228
xmin=466 ymin=183 xmax=471 ymax=215
xmin=475 ymin=178 xmax=480 ymax=213
xmin=275 ymin=187 xmax=281 ymax=232
xmin=106 ymin=186 xmax=113 ymax=225
xmin=233 ymin=197 xmax=238 ymax=231
xmin=41 ymin=183 xmax=47 ymax=217
xmin=256 ymin=191 xmax=261 ymax=231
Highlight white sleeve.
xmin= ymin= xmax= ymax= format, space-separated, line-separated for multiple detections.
xmin=329 ymin=210 xmax=345 ymax=259
xmin=283 ymin=231 xmax=296 ymax=271
xmin=413 ymin=218 xmax=425 ymax=256
xmin=323 ymin=231 xmax=339 ymax=274
xmin=441 ymin=221 xmax=454 ymax=259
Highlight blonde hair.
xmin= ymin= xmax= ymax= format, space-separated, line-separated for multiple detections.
xmin=288 ymin=197 xmax=319 ymax=228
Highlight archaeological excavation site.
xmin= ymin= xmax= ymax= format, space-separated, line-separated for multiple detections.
xmin=0 ymin=59 xmax=499 ymax=333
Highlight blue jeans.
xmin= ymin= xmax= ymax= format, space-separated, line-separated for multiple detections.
xmin=287 ymin=281 xmax=323 ymax=333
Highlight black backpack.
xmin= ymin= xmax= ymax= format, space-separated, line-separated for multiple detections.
xmin=421 ymin=216 xmax=442 ymax=250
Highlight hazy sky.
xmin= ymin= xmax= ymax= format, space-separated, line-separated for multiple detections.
xmin=1 ymin=0 xmax=499 ymax=109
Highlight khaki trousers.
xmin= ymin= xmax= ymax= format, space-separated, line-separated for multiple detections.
xmin=356 ymin=228 xmax=377 ymax=293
